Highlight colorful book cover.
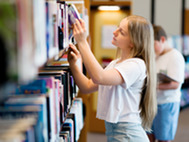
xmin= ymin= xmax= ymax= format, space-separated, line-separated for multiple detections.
xmin=63 ymin=118 xmax=74 ymax=142
xmin=68 ymin=4 xmax=81 ymax=42
xmin=68 ymin=4 xmax=80 ymax=26
xmin=38 ymin=76 xmax=57 ymax=142
xmin=14 ymin=79 xmax=47 ymax=94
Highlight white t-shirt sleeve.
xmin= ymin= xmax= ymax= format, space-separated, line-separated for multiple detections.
xmin=167 ymin=51 xmax=185 ymax=83
xmin=115 ymin=59 xmax=145 ymax=89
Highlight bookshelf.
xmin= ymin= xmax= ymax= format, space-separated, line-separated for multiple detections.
xmin=0 ymin=0 xmax=88 ymax=141
xmin=181 ymin=55 xmax=189 ymax=110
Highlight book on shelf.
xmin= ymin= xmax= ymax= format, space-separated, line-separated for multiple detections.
xmin=70 ymin=98 xmax=84 ymax=141
xmin=38 ymin=69 xmax=76 ymax=118
xmin=157 ymin=72 xmax=177 ymax=83
xmin=33 ymin=0 xmax=47 ymax=67
xmin=46 ymin=0 xmax=59 ymax=59
xmin=0 ymin=115 xmax=37 ymax=142
xmin=67 ymin=113 xmax=77 ymax=142
xmin=14 ymin=79 xmax=47 ymax=94
xmin=63 ymin=118 xmax=74 ymax=142
xmin=68 ymin=3 xmax=81 ymax=41
xmin=38 ymin=76 xmax=58 ymax=141
xmin=38 ymin=70 xmax=69 ymax=118
xmin=60 ymin=125 xmax=72 ymax=142
xmin=4 ymin=95 xmax=48 ymax=142
xmin=10 ymin=76 xmax=61 ymax=142
xmin=68 ymin=4 xmax=81 ymax=26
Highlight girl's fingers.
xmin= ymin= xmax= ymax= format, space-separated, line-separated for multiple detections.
xmin=75 ymin=19 xmax=83 ymax=31
xmin=70 ymin=51 xmax=76 ymax=58
xmin=79 ymin=19 xmax=85 ymax=29
xmin=69 ymin=44 xmax=80 ymax=55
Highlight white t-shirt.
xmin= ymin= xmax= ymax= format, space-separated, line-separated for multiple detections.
xmin=96 ymin=58 xmax=146 ymax=124
xmin=156 ymin=49 xmax=185 ymax=104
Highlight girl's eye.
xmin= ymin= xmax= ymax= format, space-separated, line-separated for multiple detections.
xmin=120 ymin=30 xmax=124 ymax=35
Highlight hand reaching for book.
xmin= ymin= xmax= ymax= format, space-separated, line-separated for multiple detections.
xmin=68 ymin=43 xmax=81 ymax=67
xmin=73 ymin=19 xmax=87 ymax=43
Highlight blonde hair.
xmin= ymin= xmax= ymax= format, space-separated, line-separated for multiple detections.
xmin=117 ymin=15 xmax=157 ymax=131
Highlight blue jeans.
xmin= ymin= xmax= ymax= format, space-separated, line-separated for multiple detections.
xmin=105 ymin=121 xmax=149 ymax=142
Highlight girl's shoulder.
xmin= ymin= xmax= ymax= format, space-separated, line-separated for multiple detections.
xmin=122 ymin=58 xmax=145 ymax=66
xmin=117 ymin=58 xmax=146 ymax=71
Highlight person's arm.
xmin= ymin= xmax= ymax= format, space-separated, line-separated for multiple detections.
xmin=158 ymin=81 xmax=180 ymax=90
xmin=68 ymin=44 xmax=98 ymax=94
xmin=73 ymin=19 xmax=124 ymax=86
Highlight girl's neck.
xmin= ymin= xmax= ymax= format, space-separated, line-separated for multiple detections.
xmin=117 ymin=54 xmax=132 ymax=63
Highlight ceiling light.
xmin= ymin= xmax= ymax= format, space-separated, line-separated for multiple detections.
xmin=98 ymin=6 xmax=120 ymax=11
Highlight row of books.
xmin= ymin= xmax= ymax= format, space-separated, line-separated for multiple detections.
xmin=0 ymin=0 xmax=84 ymax=84
xmin=181 ymin=88 xmax=189 ymax=108
xmin=0 ymin=98 xmax=84 ymax=142
xmin=0 ymin=65 xmax=84 ymax=142
xmin=184 ymin=56 xmax=189 ymax=79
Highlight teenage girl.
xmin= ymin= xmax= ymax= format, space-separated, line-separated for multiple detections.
xmin=68 ymin=15 xmax=157 ymax=142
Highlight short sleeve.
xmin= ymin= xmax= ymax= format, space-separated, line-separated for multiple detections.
xmin=115 ymin=59 xmax=146 ymax=89
xmin=167 ymin=51 xmax=185 ymax=83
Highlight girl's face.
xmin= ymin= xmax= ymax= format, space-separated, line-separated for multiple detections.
xmin=112 ymin=19 xmax=133 ymax=51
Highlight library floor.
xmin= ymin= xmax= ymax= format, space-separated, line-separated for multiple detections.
xmin=87 ymin=107 xmax=189 ymax=142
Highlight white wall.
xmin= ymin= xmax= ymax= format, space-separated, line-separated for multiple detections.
xmin=131 ymin=0 xmax=151 ymax=22
xmin=155 ymin=0 xmax=182 ymax=36
xmin=186 ymin=0 xmax=189 ymax=9
xmin=131 ymin=0 xmax=182 ymax=36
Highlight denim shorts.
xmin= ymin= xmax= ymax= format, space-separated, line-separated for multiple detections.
xmin=105 ymin=121 xmax=149 ymax=142
xmin=151 ymin=102 xmax=180 ymax=140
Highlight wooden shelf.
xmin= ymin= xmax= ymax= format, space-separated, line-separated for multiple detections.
xmin=91 ymin=0 xmax=131 ymax=6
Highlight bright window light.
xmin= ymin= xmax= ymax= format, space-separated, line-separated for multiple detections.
xmin=98 ymin=6 xmax=120 ymax=11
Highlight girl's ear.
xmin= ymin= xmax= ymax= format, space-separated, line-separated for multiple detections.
xmin=129 ymin=42 xmax=134 ymax=49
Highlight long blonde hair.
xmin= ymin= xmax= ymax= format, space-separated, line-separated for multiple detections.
xmin=117 ymin=15 xmax=157 ymax=131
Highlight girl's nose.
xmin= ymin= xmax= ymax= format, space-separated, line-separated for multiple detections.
xmin=113 ymin=28 xmax=119 ymax=36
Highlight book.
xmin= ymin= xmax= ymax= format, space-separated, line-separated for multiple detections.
xmin=14 ymin=79 xmax=47 ymax=94
xmin=157 ymin=72 xmax=176 ymax=83
xmin=37 ymin=76 xmax=58 ymax=141
xmin=4 ymin=95 xmax=48 ymax=142
xmin=39 ymin=69 xmax=72 ymax=119
xmin=0 ymin=106 xmax=38 ymax=141
xmin=70 ymin=98 xmax=84 ymax=141
xmin=68 ymin=4 xmax=80 ymax=26
xmin=68 ymin=4 xmax=81 ymax=43
xmin=63 ymin=118 xmax=74 ymax=142
xmin=0 ymin=116 xmax=37 ymax=142
xmin=46 ymin=1 xmax=59 ymax=59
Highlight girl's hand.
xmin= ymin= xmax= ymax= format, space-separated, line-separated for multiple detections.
xmin=67 ymin=43 xmax=81 ymax=66
xmin=73 ymin=19 xmax=87 ymax=43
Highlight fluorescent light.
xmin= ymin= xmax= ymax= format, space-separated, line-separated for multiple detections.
xmin=98 ymin=6 xmax=120 ymax=11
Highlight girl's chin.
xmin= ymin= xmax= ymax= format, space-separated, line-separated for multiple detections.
xmin=112 ymin=40 xmax=116 ymax=46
